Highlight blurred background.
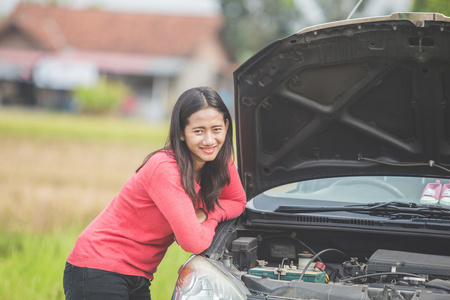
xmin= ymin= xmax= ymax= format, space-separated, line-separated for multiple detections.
xmin=0 ymin=0 xmax=448 ymax=299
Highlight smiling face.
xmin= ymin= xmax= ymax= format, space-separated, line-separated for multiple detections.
xmin=183 ymin=107 xmax=229 ymax=175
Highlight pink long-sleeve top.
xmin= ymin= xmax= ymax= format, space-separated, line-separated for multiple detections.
xmin=67 ymin=150 xmax=246 ymax=280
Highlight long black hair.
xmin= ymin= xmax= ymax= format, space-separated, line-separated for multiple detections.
xmin=137 ymin=86 xmax=233 ymax=212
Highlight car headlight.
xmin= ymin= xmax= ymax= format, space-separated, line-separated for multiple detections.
xmin=172 ymin=255 xmax=249 ymax=299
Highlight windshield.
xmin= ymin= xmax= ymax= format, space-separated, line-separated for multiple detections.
xmin=257 ymin=176 xmax=450 ymax=208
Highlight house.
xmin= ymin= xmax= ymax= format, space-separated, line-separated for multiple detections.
xmin=0 ymin=3 xmax=235 ymax=121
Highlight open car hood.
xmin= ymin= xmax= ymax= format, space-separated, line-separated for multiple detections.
xmin=234 ymin=13 xmax=450 ymax=199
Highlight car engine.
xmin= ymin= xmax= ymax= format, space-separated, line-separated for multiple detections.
xmin=207 ymin=225 xmax=450 ymax=300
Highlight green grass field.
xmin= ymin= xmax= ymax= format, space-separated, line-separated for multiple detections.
xmin=0 ymin=109 xmax=191 ymax=299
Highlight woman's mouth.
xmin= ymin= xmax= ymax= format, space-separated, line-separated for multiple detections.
xmin=200 ymin=146 xmax=216 ymax=154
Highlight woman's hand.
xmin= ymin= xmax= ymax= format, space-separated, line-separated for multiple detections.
xmin=195 ymin=208 xmax=207 ymax=223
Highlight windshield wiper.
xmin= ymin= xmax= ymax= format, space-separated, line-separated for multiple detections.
xmin=276 ymin=201 xmax=411 ymax=212
xmin=275 ymin=201 xmax=450 ymax=218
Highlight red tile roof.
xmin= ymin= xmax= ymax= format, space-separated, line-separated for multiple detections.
xmin=0 ymin=3 xmax=224 ymax=56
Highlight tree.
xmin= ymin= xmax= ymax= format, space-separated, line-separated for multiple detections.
xmin=314 ymin=0 xmax=368 ymax=22
xmin=413 ymin=0 xmax=450 ymax=15
xmin=218 ymin=0 xmax=371 ymax=63
xmin=73 ymin=78 xmax=130 ymax=115
xmin=219 ymin=0 xmax=301 ymax=63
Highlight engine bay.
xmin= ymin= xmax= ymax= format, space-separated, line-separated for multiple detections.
xmin=213 ymin=227 xmax=450 ymax=299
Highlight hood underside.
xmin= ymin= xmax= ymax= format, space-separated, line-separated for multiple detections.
xmin=234 ymin=13 xmax=450 ymax=198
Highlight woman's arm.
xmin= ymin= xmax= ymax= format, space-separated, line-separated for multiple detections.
xmin=144 ymin=160 xmax=218 ymax=254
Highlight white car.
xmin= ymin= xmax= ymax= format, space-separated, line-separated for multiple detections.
xmin=173 ymin=12 xmax=450 ymax=300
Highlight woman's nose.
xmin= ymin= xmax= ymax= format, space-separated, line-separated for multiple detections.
xmin=203 ymin=132 xmax=213 ymax=144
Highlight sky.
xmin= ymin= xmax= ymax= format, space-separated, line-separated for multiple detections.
xmin=1 ymin=0 xmax=412 ymax=18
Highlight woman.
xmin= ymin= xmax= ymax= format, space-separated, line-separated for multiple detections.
xmin=63 ymin=86 xmax=247 ymax=299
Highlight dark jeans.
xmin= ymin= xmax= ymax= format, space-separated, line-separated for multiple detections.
xmin=63 ymin=262 xmax=151 ymax=300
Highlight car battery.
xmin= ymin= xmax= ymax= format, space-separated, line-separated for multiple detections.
xmin=231 ymin=237 xmax=258 ymax=271
xmin=248 ymin=266 xmax=327 ymax=283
